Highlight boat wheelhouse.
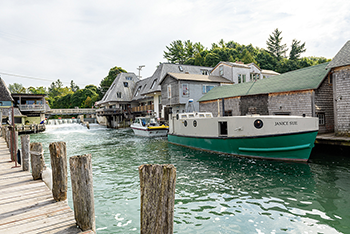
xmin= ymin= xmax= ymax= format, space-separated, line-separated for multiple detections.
xmin=131 ymin=116 xmax=168 ymax=137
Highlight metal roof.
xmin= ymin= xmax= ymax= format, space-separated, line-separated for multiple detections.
xmin=199 ymin=62 xmax=330 ymax=102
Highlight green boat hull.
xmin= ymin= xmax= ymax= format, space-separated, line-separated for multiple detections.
xmin=168 ymin=131 xmax=318 ymax=161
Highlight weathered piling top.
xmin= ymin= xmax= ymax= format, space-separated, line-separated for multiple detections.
xmin=0 ymin=137 xmax=92 ymax=234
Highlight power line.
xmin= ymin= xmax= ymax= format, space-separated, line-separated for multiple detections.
xmin=0 ymin=71 xmax=87 ymax=87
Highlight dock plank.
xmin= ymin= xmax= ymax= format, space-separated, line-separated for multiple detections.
xmin=0 ymin=137 xmax=90 ymax=234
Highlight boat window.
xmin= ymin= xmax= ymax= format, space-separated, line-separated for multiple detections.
xmin=206 ymin=114 xmax=212 ymax=118
xmin=188 ymin=114 xmax=194 ymax=118
xmin=193 ymin=120 xmax=197 ymax=127
xmin=184 ymin=120 xmax=187 ymax=127
xmin=181 ymin=114 xmax=187 ymax=118
xmin=219 ymin=121 xmax=228 ymax=136
xmin=199 ymin=114 xmax=205 ymax=117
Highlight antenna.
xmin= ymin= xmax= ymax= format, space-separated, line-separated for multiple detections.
xmin=137 ymin=65 xmax=145 ymax=79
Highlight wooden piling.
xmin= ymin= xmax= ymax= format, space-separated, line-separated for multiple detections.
xmin=139 ymin=164 xmax=176 ymax=234
xmin=30 ymin=142 xmax=45 ymax=180
xmin=69 ymin=154 xmax=95 ymax=232
xmin=20 ymin=135 xmax=30 ymax=171
xmin=49 ymin=142 xmax=68 ymax=201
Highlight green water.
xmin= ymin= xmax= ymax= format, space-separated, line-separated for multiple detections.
xmin=29 ymin=123 xmax=350 ymax=233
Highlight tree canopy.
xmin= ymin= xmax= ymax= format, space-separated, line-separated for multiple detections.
xmin=163 ymin=31 xmax=329 ymax=74
xmin=99 ymin=66 xmax=127 ymax=96
xmin=266 ymin=28 xmax=288 ymax=60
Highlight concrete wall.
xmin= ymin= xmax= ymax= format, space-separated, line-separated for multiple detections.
xmin=333 ymin=66 xmax=350 ymax=135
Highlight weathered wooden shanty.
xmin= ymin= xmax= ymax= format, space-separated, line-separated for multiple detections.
xmin=160 ymin=73 xmax=232 ymax=115
xmin=198 ymin=62 xmax=334 ymax=134
xmin=326 ymin=40 xmax=350 ymax=136
xmin=0 ymin=78 xmax=25 ymax=126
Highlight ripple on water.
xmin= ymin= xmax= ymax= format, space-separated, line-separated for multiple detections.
xmin=28 ymin=124 xmax=350 ymax=233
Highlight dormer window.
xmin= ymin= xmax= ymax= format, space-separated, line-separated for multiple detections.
xmin=178 ymin=65 xmax=183 ymax=72
xmin=201 ymin=70 xmax=209 ymax=75
xmin=150 ymin=79 xmax=157 ymax=89
xmin=125 ymin=76 xmax=133 ymax=80
xmin=123 ymin=82 xmax=128 ymax=87
xmin=117 ymin=92 xmax=122 ymax=98
xmin=219 ymin=66 xmax=224 ymax=76
xmin=135 ymin=86 xmax=141 ymax=96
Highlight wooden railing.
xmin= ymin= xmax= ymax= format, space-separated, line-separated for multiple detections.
xmin=19 ymin=104 xmax=46 ymax=112
xmin=46 ymin=108 xmax=96 ymax=115
xmin=131 ymin=105 xmax=154 ymax=112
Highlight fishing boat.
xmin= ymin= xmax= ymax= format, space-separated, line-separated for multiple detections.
xmin=131 ymin=116 xmax=169 ymax=137
xmin=168 ymin=112 xmax=318 ymax=161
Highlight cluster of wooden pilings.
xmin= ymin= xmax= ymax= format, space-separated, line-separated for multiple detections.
xmin=1 ymin=125 xmax=177 ymax=234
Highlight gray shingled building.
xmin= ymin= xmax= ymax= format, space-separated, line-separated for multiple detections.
xmin=326 ymin=40 xmax=350 ymax=136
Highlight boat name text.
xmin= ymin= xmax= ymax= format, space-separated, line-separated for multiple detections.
xmin=275 ymin=121 xmax=298 ymax=126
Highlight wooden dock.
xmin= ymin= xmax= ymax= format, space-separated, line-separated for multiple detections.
xmin=316 ymin=133 xmax=350 ymax=147
xmin=0 ymin=138 xmax=92 ymax=234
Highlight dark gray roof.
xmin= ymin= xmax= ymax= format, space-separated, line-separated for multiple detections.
xmin=140 ymin=63 xmax=213 ymax=96
xmin=326 ymin=40 xmax=350 ymax=69
xmin=1 ymin=107 xmax=25 ymax=118
xmin=97 ymin=73 xmax=139 ymax=105
xmin=132 ymin=77 xmax=152 ymax=101
xmin=0 ymin=78 xmax=14 ymax=102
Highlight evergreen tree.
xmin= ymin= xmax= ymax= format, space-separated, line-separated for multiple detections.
xmin=289 ymin=39 xmax=306 ymax=60
xmin=266 ymin=28 xmax=288 ymax=60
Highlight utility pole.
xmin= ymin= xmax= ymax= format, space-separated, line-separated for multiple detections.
xmin=137 ymin=65 xmax=145 ymax=79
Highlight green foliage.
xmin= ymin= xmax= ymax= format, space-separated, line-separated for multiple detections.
xmin=289 ymin=39 xmax=306 ymax=60
xmin=99 ymin=66 xmax=127 ymax=95
xmin=27 ymin=86 xmax=47 ymax=94
xmin=266 ymin=28 xmax=288 ymax=60
xmin=163 ymin=33 xmax=330 ymax=74
xmin=8 ymin=83 xmax=26 ymax=93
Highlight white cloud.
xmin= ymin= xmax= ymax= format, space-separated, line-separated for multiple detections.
xmin=0 ymin=0 xmax=349 ymax=88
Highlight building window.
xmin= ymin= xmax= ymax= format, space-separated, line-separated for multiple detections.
xmin=242 ymin=74 xmax=246 ymax=82
xmin=238 ymin=74 xmax=242 ymax=83
xmin=117 ymin=92 xmax=122 ymax=98
xmin=250 ymin=73 xmax=260 ymax=81
xmin=150 ymin=79 xmax=157 ymax=89
xmin=135 ymin=86 xmax=141 ymax=96
xmin=201 ymin=70 xmax=209 ymax=75
xmin=317 ymin=113 xmax=325 ymax=125
xmin=202 ymin=85 xmax=214 ymax=93
xmin=125 ymin=76 xmax=133 ymax=80
xmin=219 ymin=66 xmax=224 ymax=76
xmin=182 ymin=84 xmax=189 ymax=96
xmin=167 ymin=85 xmax=171 ymax=99
xmin=123 ymin=82 xmax=128 ymax=87
xmin=178 ymin=65 xmax=183 ymax=72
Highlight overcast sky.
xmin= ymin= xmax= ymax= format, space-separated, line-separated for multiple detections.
xmin=1 ymin=0 xmax=349 ymax=89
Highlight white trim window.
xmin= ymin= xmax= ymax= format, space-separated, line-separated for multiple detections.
xmin=167 ymin=85 xmax=172 ymax=99
xmin=202 ymin=85 xmax=215 ymax=94
xmin=317 ymin=113 xmax=325 ymax=125
xmin=219 ymin=66 xmax=224 ymax=76
xmin=182 ymin=84 xmax=189 ymax=96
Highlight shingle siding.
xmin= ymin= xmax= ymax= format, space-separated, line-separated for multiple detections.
xmin=240 ymin=95 xmax=268 ymax=115
xmin=333 ymin=67 xmax=350 ymax=135
xmin=161 ymin=76 xmax=179 ymax=106
xmin=268 ymin=91 xmax=313 ymax=117
xmin=314 ymin=76 xmax=334 ymax=133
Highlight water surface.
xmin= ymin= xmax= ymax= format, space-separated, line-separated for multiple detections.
xmin=29 ymin=123 xmax=350 ymax=233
